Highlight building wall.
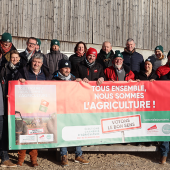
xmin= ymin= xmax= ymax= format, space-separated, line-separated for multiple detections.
xmin=0 ymin=0 xmax=170 ymax=55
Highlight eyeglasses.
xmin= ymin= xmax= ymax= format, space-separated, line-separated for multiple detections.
xmin=28 ymin=42 xmax=36 ymax=46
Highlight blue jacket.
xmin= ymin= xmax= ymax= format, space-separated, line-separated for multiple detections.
xmin=122 ymin=50 xmax=144 ymax=75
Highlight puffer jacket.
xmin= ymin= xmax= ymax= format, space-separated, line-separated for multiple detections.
xmin=45 ymin=50 xmax=68 ymax=75
xmin=156 ymin=64 xmax=170 ymax=78
xmin=122 ymin=48 xmax=144 ymax=75
xmin=69 ymin=53 xmax=86 ymax=76
xmin=104 ymin=64 xmax=135 ymax=81
xmin=75 ymin=60 xmax=106 ymax=80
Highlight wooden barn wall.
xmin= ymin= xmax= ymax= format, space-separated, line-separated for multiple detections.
xmin=0 ymin=0 xmax=169 ymax=53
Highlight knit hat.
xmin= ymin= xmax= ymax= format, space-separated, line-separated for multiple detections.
xmin=51 ymin=39 xmax=60 ymax=48
xmin=36 ymin=38 xmax=41 ymax=46
xmin=1 ymin=32 xmax=12 ymax=42
xmin=155 ymin=45 xmax=163 ymax=53
xmin=113 ymin=50 xmax=123 ymax=59
xmin=59 ymin=59 xmax=71 ymax=69
xmin=86 ymin=47 xmax=98 ymax=58
xmin=145 ymin=56 xmax=155 ymax=66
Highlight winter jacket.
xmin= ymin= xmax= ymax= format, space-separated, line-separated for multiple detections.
xmin=75 ymin=60 xmax=106 ymax=80
xmin=14 ymin=64 xmax=51 ymax=80
xmin=69 ymin=53 xmax=86 ymax=76
xmin=0 ymin=43 xmax=17 ymax=67
xmin=52 ymin=71 xmax=76 ymax=81
xmin=135 ymin=69 xmax=158 ymax=80
xmin=1 ymin=62 xmax=22 ymax=96
xmin=156 ymin=64 xmax=170 ymax=78
xmin=96 ymin=49 xmax=114 ymax=70
xmin=45 ymin=50 xmax=68 ymax=75
xmin=19 ymin=50 xmax=48 ymax=69
xmin=122 ymin=49 xmax=144 ymax=75
xmin=104 ymin=64 xmax=135 ymax=81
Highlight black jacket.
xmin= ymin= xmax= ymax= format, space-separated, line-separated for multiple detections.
xmin=14 ymin=64 xmax=51 ymax=80
xmin=96 ymin=49 xmax=114 ymax=70
xmin=69 ymin=53 xmax=86 ymax=76
xmin=75 ymin=60 xmax=106 ymax=80
xmin=122 ymin=49 xmax=144 ymax=75
xmin=19 ymin=50 xmax=48 ymax=69
xmin=160 ymin=71 xmax=170 ymax=80
xmin=135 ymin=69 xmax=158 ymax=80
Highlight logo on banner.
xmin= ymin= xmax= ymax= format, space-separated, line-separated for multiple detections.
xmin=39 ymin=99 xmax=49 ymax=113
xmin=162 ymin=124 xmax=170 ymax=134
xmin=147 ymin=125 xmax=158 ymax=134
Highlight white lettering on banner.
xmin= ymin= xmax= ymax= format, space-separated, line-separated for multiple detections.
xmin=84 ymin=101 xmax=151 ymax=110
xmin=101 ymin=115 xmax=141 ymax=133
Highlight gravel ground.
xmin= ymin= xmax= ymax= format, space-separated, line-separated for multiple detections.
xmin=0 ymin=150 xmax=169 ymax=170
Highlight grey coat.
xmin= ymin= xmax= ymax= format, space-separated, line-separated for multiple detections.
xmin=45 ymin=50 xmax=68 ymax=75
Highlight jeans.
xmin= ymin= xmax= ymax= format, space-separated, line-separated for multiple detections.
xmin=60 ymin=146 xmax=82 ymax=157
xmin=0 ymin=116 xmax=9 ymax=162
xmin=160 ymin=141 xmax=169 ymax=157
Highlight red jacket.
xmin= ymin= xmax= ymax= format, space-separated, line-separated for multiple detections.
xmin=104 ymin=64 xmax=135 ymax=81
xmin=156 ymin=64 xmax=170 ymax=78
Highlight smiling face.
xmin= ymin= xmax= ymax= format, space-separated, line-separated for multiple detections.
xmin=2 ymin=41 xmax=11 ymax=49
xmin=126 ymin=41 xmax=135 ymax=52
xmin=77 ymin=43 xmax=85 ymax=54
xmin=113 ymin=57 xmax=124 ymax=69
xmin=27 ymin=39 xmax=37 ymax=53
xmin=155 ymin=50 xmax=163 ymax=59
xmin=145 ymin=61 xmax=152 ymax=72
xmin=10 ymin=53 xmax=20 ymax=65
xmin=86 ymin=54 xmax=96 ymax=63
xmin=102 ymin=42 xmax=112 ymax=54
xmin=60 ymin=67 xmax=71 ymax=77
xmin=31 ymin=58 xmax=43 ymax=73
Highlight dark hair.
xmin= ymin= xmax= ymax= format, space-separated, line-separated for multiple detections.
xmin=27 ymin=37 xmax=37 ymax=43
xmin=10 ymin=50 xmax=20 ymax=58
xmin=74 ymin=41 xmax=87 ymax=53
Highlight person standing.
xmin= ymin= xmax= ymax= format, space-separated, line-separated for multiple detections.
xmin=45 ymin=39 xmax=68 ymax=75
xmin=122 ymin=38 xmax=144 ymax=75
xmin=69 ymin=41 xmax=87 ymax=76
xmin=96 ymin=41 xmax=114 ymax=70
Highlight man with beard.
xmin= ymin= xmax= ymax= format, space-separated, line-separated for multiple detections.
xmin=104 ymin=50 xmax=135 ymax=81
xmin=96 ymin=41 xmax=114 ymax=70
xmin=122 ymin=38 xmax=144 ymax=75
xmin=52 ymin=59 xmax=89 ymax=167
xmin=75 ymin=47 xmax=105 ymax=85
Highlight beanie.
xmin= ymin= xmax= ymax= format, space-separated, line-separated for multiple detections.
xmin=36 ymin=38 xmax=41 ymax=46
xmin=51 ymin=39 xmax=60 ymax=48
xmin=113 ymin=50 xmax=123 ymax=59
xmin=1 ymin=32 xmax=12 ymax=42
xmin=59 ymin=59 xmax=71 ymax=69
xmin=86 ymin=47 xmax=98 ymax=58
xmin=145 ymin=56 xmax=155 ymax=66
xmin=155 ymin=45 xmax=163 ymax=53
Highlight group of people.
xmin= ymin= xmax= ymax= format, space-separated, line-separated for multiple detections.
xmin=0 ymin=32 xmax=169 ymax=167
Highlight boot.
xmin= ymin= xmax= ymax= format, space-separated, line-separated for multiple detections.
xmin=61 ymin=155 xmax=68 ymax=166
xmin=17 ymin=150 xmax=26 ymax=166
xmin=159 ymin=156 xmax=167 ymax=164
xmin=29 ymin=149 xmax=38 ymax=167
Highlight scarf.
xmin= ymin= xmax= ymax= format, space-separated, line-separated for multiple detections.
xmin=76 ymin=51 xmax=85 ymax=57
xmin=100 ymin=50 xmax=111 ymax=59
xmin=158 ymin=54 xmax=165 ymax=60
xmin=25 ymin=49 xmax=35 ymax=62
xmin=124 ymin=47 xmax=135 ymax=55
xmin=9 ymin=62 xmax=20 ymax=79
xmin=85 ymin=58 xmax=95 ymax=68
xmin=58 ymin=71 xmax=71 ymax=81
xmin=0 ymin=41 xmax=12 ymax=54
